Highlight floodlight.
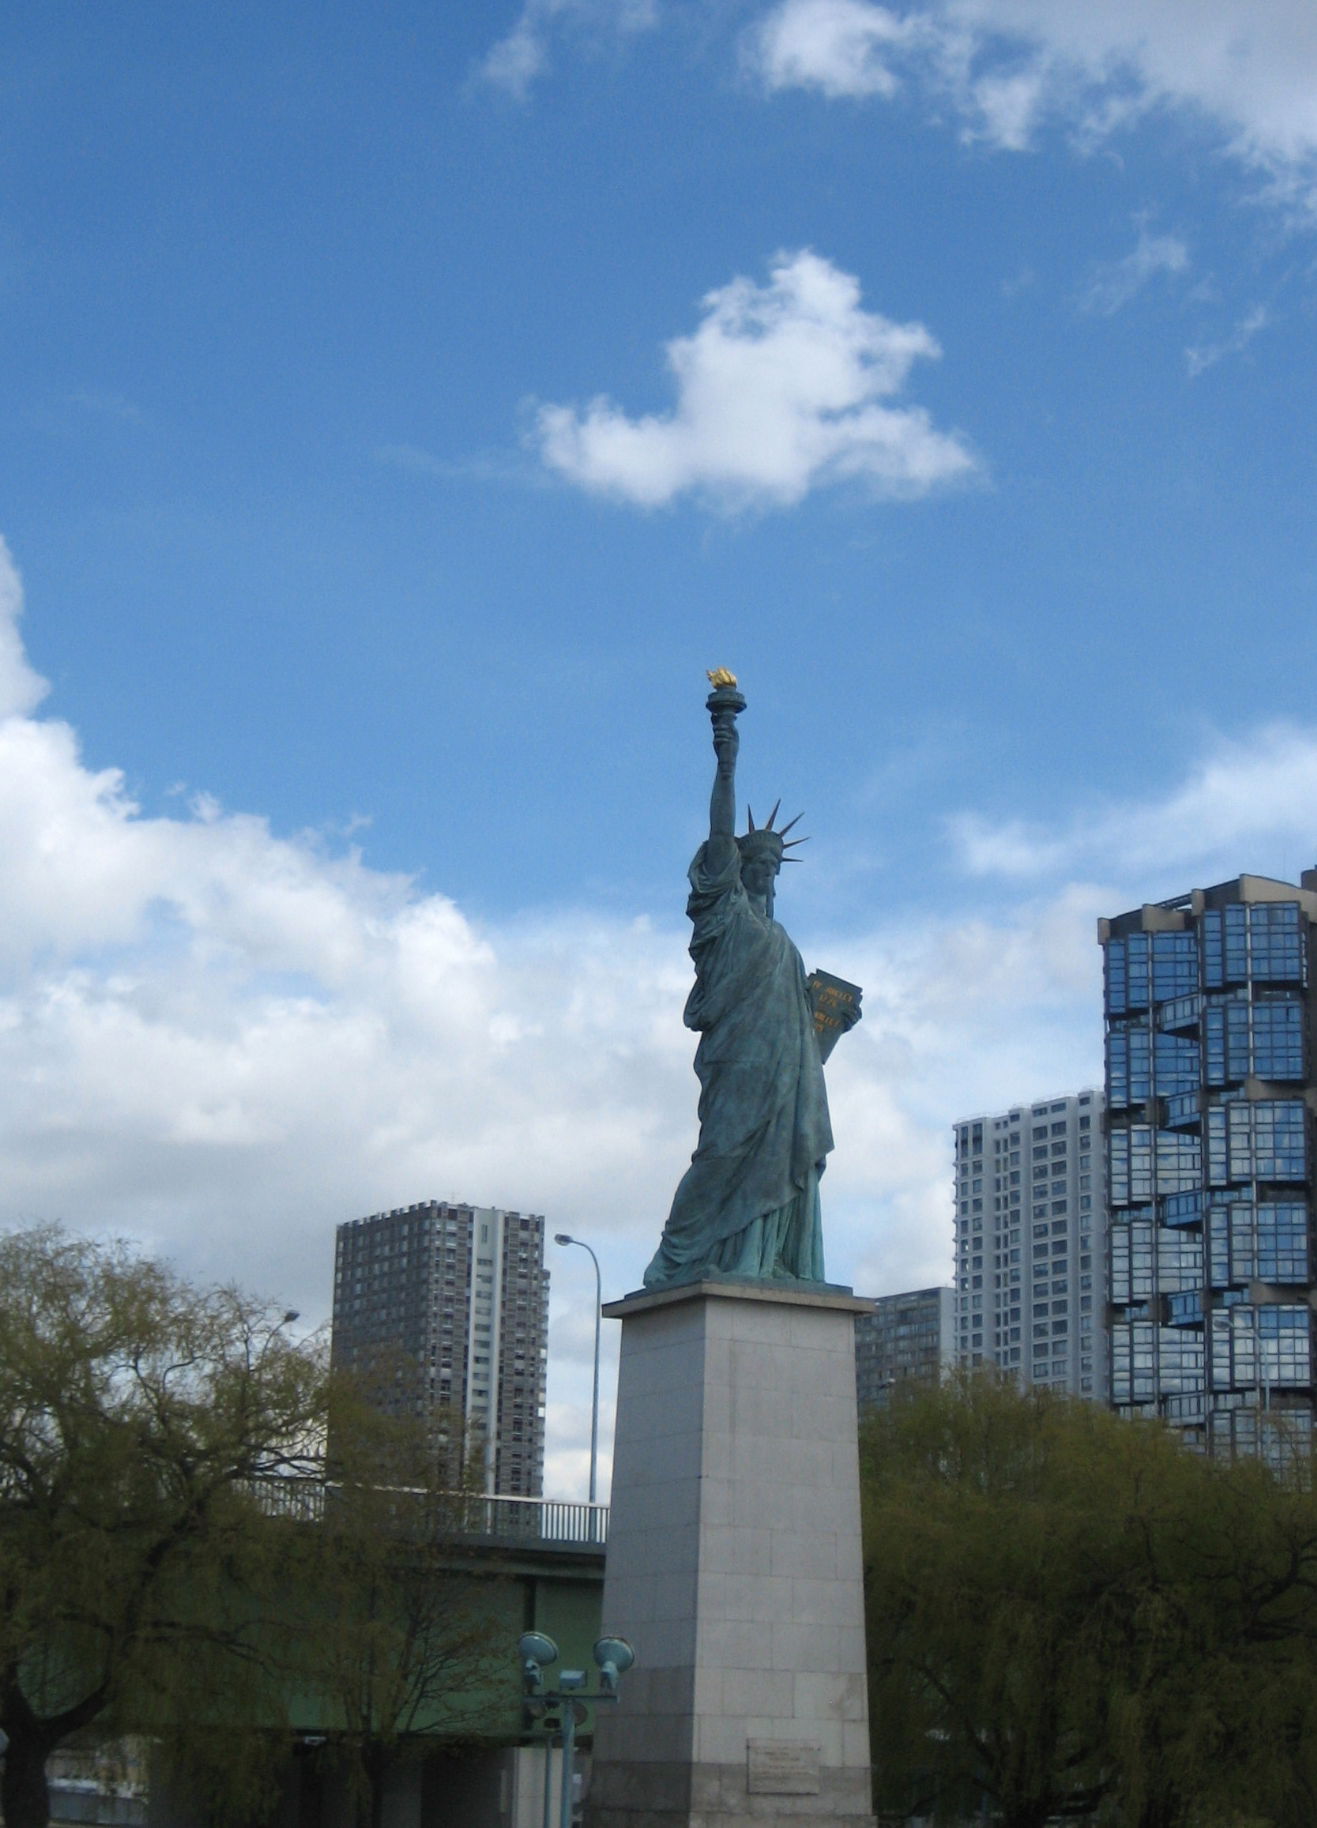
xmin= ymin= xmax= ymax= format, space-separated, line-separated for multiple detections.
xmin=518 ymin=1631 xmax=559 ymax=1692
xmin=518 ymin=1632 xmax=559 ymax=1668
xmin=593 ymin=1635 xmax=636 ymax=1692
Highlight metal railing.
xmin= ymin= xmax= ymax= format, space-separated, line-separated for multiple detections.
xmin=454 ymin=1492 xmax=609 ymax=1546
xmin=254 ymin=1478 xmax=608 ymax=1546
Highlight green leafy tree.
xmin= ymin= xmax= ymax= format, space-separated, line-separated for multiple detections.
xmin=860 ymin=1374 xmax=1317 ymax=1828
xmin=862 ymin=1373 xmax=1123 ymax=1828
xmin=1093 ymin=1443 xmax=1317 ymax=1828
xmin=0 ymin=1225 xmax=328 ymax=1828
xmin=307 ymin=1385 xmax=507 ymax=1828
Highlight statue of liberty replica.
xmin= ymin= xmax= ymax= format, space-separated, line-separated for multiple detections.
xmin=589 ymin=673 xmax=875 ymax=1828
xmin=644 ymin=670 xmax=860 ymax=1290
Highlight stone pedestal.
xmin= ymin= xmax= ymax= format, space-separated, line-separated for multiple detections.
xmin=585 ymin=1280 xmax=876 ymax=1828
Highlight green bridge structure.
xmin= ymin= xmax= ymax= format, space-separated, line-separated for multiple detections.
xmin=66 ymin=1497 xmax=611 ymax=1828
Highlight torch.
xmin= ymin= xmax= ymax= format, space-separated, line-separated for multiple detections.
xmin=705 ymin=666 xmax=746 ymax=734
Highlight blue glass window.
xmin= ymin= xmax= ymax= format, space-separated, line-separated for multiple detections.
xmin=1210 ymin=1310 xmax=1243 ymax=1390
xmin=1204 ymin=999 xmax=1249 ymax=1087
xmin=1159 ymin=1227 xmax=1203 ymax=1292
xmin=1154 ymin=1031 xmax=1200 ymax=1095
xmin=1160 ymin=1326 xmax=1204 ymax=1393
xmin=1208 ymin=1204 xmax=1233 ymax=1288
xmin=1230 ymin=1101 xmax=1307 ymax=1182
xmin=1114 ymin=1322 xmax=1204 ymax=1401
xmin=1126 ymin=935 xmax=1149 ymax=1011
xmin=1110 ymin=1219 xmax=1131 ymax=1303
xmin=1109 ymin=1127 xmax=1153 ymax=1206
xmin=1165 ymin=1091 xmax=1202 ymax=1128
xmin=1230 ymin=1200 xmax=1259 ymax=1286
xmin=1207 ymin=1106 xmax=1229 ymax=1187
xmin=1252 ymin=997 xmax=1306 ymax=1080
xmin=1105 ymin=939 xmax=1127 ymax=1016
xmin=1204 ymin=1198 xmax=1300 ymax=1290
xmin=1258 ymin=1306 xmax=1312 ymax=1387
xmin=1256 ymin=1203 xmax=1310 ymax=1283
xmin=1163 ymin=1190 xmax=1203 ymax=1228
xmin=1108 ymin=1027 xmax=1129 ymax=1107
xmin=1249 ymin=904 xmax=1305 ymax=984
xmin=1111 ymin=1321 xmax=1154 ymax=1404
xmin=1152 ymin=931 xmax=1198 ymax=1001
xmin=1109 ymin=1021 xmax=1151 ymax=1106
xmin=1202 ymin=908 xmax=1249 ymax=987
xmin=1119 ymin=1228 xmax=1156 ymax=1301
xmin=1168 ymin=1290 xmax=1203 ymax=1326
xmin=1225 ymin=906 xmax=1249 ymax=983
xmin=1158 ymin=994 xmax=1200 ymax=1032
xmin=1156 ymin=1129 xmax=1202 ymax=1194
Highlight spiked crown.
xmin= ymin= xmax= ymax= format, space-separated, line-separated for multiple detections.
xmin=736 ymin=800 xmax=809 ymax=863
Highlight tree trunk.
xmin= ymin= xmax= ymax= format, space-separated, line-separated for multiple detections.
xmin=356 ymin=1739 xmax=389 ymax=1828
xmin=0 ymin=1725 xmax=53 ymax=1828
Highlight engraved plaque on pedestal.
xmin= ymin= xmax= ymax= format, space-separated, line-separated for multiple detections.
xmin=747 ymin=1740 xmax=822 ymax=1795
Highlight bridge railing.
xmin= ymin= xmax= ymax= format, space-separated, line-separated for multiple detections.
xmin=453 ymin=1492 xmax=609 ymax=1546
xmin=254 ymin=1478 xmax=608 ymax=1546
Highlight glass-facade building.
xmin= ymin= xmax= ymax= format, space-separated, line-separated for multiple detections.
xmin=855 ymin=1286 xmax=955 ymax=1410
xmin=953 ymin=1091 xmax=1109 ymax=1399
xmin=1101 ymin=874 xmax=1317 ymax=1457
xmin=332 ymin=1200 xmax=549 ymax=1496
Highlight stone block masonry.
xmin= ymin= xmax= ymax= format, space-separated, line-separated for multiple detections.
xmin=585 ymin=1279 xmax=876 ymax=1828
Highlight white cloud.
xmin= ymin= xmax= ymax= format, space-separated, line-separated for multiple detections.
xmin=1186 ymin=302 xmax=1271 ymax=374
xmin=11 ymin=542 xmax=1317 ymax=1500
xmin=948 ymin=722 xmax=1317 ymax=891
xmin=749 ymin=0 xmax=928 ymax=98
xmin=0 ymin=539 xmax=50 ymax=719
xmin=1081 ymin=226 xmax=1190 ymax=314
xmin=535 ymin=250 xmax=978 ymax=510
xmin=0 ymin=533 xmax=1104 ymax=1500
xmin=748 ymin=0 xmax=1317 ymax=191
xmin=480 ymin=0 xmax=657 ymax=99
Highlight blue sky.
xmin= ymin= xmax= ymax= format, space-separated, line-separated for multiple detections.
xmin=3 ymin=0 xmax=1317 ymax=1492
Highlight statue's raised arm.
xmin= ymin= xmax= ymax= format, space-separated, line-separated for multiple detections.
xmin=642 ymin=672 xmax=844 ymax=1291
xmin=705 ymin=671 xmax=741 ymax=866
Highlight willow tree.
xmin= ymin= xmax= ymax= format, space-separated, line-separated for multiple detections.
xmin=0 ymin=1225 xmax=328 ymax=1828
xmin=860 ymin=1373 xmax=1317 ymax=1828
xmin=302 ymin=1367 xmax=508 ymax=1828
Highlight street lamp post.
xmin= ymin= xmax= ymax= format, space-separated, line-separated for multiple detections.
xmin=553 ymin=1233 xmax=601 ymax=1511
xmin=519 ymin=1631 xmax=635 ymax=1828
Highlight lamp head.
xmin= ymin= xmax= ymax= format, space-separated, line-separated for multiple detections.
xmin=518 ymin=1631 xmax=559 ymax=1668
xmin=518 ymin=1631 xmax=559 ymax=1692
xmin=593 ymin=1635 xmax=636 ymax=1692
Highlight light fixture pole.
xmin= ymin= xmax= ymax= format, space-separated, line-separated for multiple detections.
xmin=518 ymin=1631 xmax=636 ymax=1828
xmin=553 ymin=1232 xmax=601 ymax=1509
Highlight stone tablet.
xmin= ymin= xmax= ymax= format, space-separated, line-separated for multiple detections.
xmin=807 ymin=969 xmax=863 ymax=1063
xmin=747 ymin=1740 xmax=822 ymax=1795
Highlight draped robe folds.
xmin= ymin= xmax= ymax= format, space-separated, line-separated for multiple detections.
xmin=643 ymin=840 xmax=833 ymax=1289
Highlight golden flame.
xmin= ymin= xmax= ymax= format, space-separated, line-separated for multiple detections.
xmin=706 ymin=668 xmax=738 ymax=689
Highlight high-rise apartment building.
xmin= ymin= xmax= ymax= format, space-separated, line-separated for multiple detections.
xmin=1100 ymin=875 xmax=1317 ymax=1458
xmin=953 ymin=1091 xmax=1108 ymax=1399
xmin=855 ymin=1286 xmax=955 ymax=1410
xmin=331 ymin=1201 xmax=548 ymax=1497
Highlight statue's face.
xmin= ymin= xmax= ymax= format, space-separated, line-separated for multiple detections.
xmin=741 ymin=851 xmax=781 ymax=900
